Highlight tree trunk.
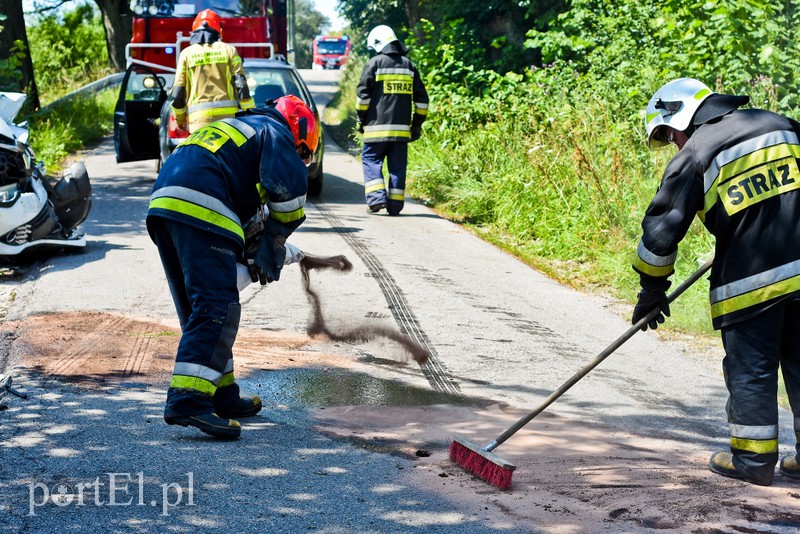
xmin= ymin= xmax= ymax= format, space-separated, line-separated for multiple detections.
xmin=94 ymin=0 xmax=131 ymax=71
xmin=404 ymin=0 xmax=423 ymax=43
xmin=0 ymin=0 xmax=39 ymax=109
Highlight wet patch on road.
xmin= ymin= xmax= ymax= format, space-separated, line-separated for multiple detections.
xmin=248 ymin=367 xmax=485 ymax=409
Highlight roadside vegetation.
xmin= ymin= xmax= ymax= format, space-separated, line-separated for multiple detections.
xmin=8 ymin=4 xmax=117 ymax=172
xmin=329 ymin=1 xmax=800 ymax=344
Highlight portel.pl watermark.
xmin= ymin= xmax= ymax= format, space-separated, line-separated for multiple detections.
xmin=28 ymin=472 xmax=194 ymax=517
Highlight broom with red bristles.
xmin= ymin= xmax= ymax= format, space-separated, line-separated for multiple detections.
xmin=450 ymin=258 xmax=714 ymax=490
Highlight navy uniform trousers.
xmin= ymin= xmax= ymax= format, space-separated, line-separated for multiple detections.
xmin=721 ymin=298 xmax=800 ymax=483
xmin=149 ymin=217 xmax=243 ymax=417
xmin=362 ymin=141 xmax=408 ymax=215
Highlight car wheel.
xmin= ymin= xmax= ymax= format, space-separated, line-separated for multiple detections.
xmin=307 ymin=165 xmax=323 ymax=197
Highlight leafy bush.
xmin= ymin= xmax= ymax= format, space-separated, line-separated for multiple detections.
xmin=27 ymin=3 xmax=112 ymax=102
xmin=328 ymin=1 xmax=800 ymax=335
xmin=26 ymin=90 xmax=116 ymax=171
xmin=323 ymin=53 xmax=366 ymax=154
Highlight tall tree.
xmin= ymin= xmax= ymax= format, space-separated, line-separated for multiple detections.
xmin=31 ymin=0 xmax=130 ymax=71
xmin=0 ymin=0 xmax=40 ymax=108
xmin=93 ymin=0 xmax=131 ymax=71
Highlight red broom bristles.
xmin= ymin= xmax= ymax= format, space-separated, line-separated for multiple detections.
xmin=449 ymin=440 xmax=513 ymax=490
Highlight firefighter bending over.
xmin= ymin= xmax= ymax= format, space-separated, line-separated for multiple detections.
xmin=171 ymin=9 xmax=255 ymax=133
xmin=147 ymin=96 xmax=319 ymax=438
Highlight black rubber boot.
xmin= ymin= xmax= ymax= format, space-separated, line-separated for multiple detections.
xmin=214 ymin=384 xmax=262 ymax=419
xmin=780 ymin=454 xmax=800 ymax=479
xmin=164 ymin=412 xmax=241 ymax=439
xmin=709 ymin=451 xmax=773 ymax=486
xmin=215 ymin=395 xmax=262 ymax=419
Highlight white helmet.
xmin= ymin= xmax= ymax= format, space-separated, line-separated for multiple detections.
xmin=366 ymin=25 xmax=398 ymax=53
xmin=644 ymin=78 xmax=715 ymax=148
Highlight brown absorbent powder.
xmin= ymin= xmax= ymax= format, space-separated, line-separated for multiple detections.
xmin=299 ymin=254 xmax=429 ymax=365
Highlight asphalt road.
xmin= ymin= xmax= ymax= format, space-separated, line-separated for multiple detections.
xmin=1 ymin=69 xmax=797 ymax=532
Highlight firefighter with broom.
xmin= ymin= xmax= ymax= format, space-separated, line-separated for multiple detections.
xmin=633 ymin=78 xmax=800 ymax=485
xmin=147 ymin=96 xmax=318 ymax=439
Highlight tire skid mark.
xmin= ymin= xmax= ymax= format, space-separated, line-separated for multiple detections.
xmin=47 ymin=315 xmax=129 ymax=377
xmin=50 ymin=315 xmax=129 ymax=377
xmin=124 ymin=322 xmax=154 ymax=376
xmin=311 ymin=202 xmax=461 ymax=395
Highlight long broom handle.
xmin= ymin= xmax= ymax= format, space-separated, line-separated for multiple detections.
xmin=484 ymin=257 xmax=714 ymax=453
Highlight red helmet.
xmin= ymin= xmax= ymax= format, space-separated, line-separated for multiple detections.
xmin=192 ymin=9 xmax=222 ymax=34
xmin=274 ymin=95 xmax=319 ymax=157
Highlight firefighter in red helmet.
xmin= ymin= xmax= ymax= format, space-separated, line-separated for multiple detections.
xmin=171 ymin=9 xmax=255 ymax=133
xmin=147 ymin=97 xmax=319 ymax=438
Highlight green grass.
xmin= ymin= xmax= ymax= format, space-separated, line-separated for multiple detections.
xmin=325 ymin=67 xmax=720 ymax=345
xmin=26 ymin=89 xmax=117 ymax=172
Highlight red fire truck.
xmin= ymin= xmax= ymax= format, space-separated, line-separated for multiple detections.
xmin=312 ymin=35 xmax=351 ymax=70
xmin=126 ymin=0 xmax=287 ymax=72
xmin=115 ymin=0 xmax=288 ymax=163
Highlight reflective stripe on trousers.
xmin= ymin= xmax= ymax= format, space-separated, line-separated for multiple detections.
xmin=720 ymin=299 xmax=800 ymax=479
xmin=362 ymin=141 xmax=407 ymax=215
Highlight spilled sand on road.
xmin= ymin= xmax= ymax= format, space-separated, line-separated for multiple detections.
xmin=313 ymin=403 xmax=800 ymax=532
xmin=5 ymin=310 xmax=800 ymax=532
xmin=7 ymin=310 xmax=340 ymax=386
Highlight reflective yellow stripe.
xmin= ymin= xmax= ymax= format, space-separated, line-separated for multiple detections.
xmin=711 ymin=272 xmax=800 ymax=318
xmin=170 ymin=375 xmax=217 ymax=395
xmin=730 ymin=437 xmax=778 ymax=454
xmin=270 ymin=207 xmax=304 ymax=224
xmin=256 ymin=183 xmax=268 ymax=204
xmin=719 ymin=144 xmax=800 ymax=183
xmin=364 ymin=130 xmax=412 ymax=139
xmin=209 ymin=121 xmax=248 ymax=146
xmin=218 ymin=372 xmax=235 ymax=388
xmin=240 ymin=98 xmax=255 ymax=109
xmin=718 ymin=158 xmax=800 ymax=216
xmin=633 ymin=256 xmax=674 ymax=277
xmin=694 ymin=88 xmax=711 ymax=100
xmin=388 ymin=191 xmax=404 ymax=201
xmin=356 ymin=103 xmax=369 ymax=111
xmin=149 ymin=197 xmax=244 ymax=241
xmin=375 ymin=73 xmax=413 ymax=82
xmin=365 ymin=182 xmax=385 ymax=194
xmin=414 ymin=108 xmax=428 ymax=116
xmin=190 ymin=106 xmax=239 ymax=121
xmin=701 ymin=140 xmax=800 ymax=217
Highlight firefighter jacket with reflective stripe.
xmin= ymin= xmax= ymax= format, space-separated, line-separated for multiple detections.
xmin=172 ymin=40 xmax=255 ymax=132
xmin=356 ymin=42 xmax=428 ymax=143
xmin=147 ymin=108 xmax=307 ymax=249
xmin=633 ymin=109 xmax=800 ymax=329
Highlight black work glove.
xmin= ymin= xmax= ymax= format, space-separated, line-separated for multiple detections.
xmin=247 ymin=260 xmax=259 ymax=284
xmin=253 ymin=231 xmax=287 ymax=284
xmin=410 ymin=128 xmax=421 ymax=142
xmin=357 ymin=123 xmax=364 ymax=134
xmin=632 ymin=288 xmax=671 ymax=331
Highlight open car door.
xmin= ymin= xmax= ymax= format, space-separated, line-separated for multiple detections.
xmin=114 ymin=64 xmax=167 ymax=163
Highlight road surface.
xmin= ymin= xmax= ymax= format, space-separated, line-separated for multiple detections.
xmin=1 ymin=69 xmax=799 ymax=533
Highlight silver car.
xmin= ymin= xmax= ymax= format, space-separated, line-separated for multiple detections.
xmin=114 ymin=57 xmax=325 ymax=196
